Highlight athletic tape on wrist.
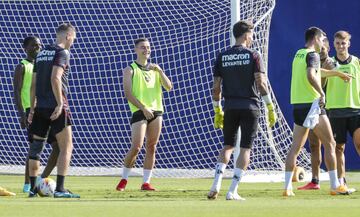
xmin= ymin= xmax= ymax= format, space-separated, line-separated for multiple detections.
xmin=213 ymin=101 xmax=221 ymax=108
xmin=262 ymin=94 xmax=272 ymax=105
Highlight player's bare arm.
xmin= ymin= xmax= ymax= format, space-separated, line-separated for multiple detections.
xmin=123 ymin=66 xmax=154 ymax=120
xmin=307 ymin=67 xmax=325 ymax=106
xmin=321 ymin=68 xmax=353 ymax=82
xmin=50 ymin=66 xmax=64 ymax=120
xmin=149 ymin=63 xmax=173 ymax=91
xmin=254 ymin=72 xmax=269 ymax=95
xmin=255 ymin=71 xmax=277 ymax=127
xmin=212 ymin=76 xmax=222 ymax=101
xmin=13 ymin=64 xmax=27 ymax=128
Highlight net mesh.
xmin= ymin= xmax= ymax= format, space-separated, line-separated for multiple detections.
xmin=0 ymin=0 xmax=311 ymax=179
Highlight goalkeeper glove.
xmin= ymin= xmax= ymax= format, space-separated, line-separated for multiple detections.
xmin=266 ymin=103 xmax=277 ymax=128
xmin=214 ymin=103 xmax=224 ymax=129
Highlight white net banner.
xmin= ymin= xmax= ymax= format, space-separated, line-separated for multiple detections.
xmin=0 ymin=0 xmax=311 ymax=179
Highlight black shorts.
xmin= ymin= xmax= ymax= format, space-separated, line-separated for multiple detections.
xmin=26 ymin=108 xmax=57 ymax=144
xmin=329 ymin=116 xmax=360 ymax=144
xmin=293 ymin=107 xmax=326 ymax=127
xmin=130 ymin=110 xmax=163 ymax=125
xmin=223 ymin=109 xmax=259 ymax=149
xmin=30 ymin=107 xmax=71 ymax=139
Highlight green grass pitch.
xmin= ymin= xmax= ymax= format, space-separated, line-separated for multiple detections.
xmin=1 ymin=173 xmax=360 ymax=217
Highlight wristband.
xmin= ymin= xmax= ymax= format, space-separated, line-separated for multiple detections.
xmin=213 ymin=101 xmax=221 ymax=107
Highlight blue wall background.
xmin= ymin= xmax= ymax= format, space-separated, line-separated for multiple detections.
xmin=268 ymin=0 xmax=360 ymax=170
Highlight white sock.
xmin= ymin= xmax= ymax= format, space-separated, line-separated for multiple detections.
xmin=210 ymin=163 xmax=226 ymax=192
xmin=143 ymin=169 xmax=152 ymax=184
xmin=228 ymin=168 xmax=244 ymax=193
xmin=328 ymin=170 xmax=340 ymax=189
xmin=284 ymin=171 xmax=294 ymax=190
xmin=122 ymin=167 xmax=131 ymax=180
xmin=338 ymin=177 xmax=345 ymax=185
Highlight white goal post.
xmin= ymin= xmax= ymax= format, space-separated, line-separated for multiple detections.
xmin=0 ymin=0 xmax=312 ymax=181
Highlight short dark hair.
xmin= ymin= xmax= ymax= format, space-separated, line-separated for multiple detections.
xmin=305 ymin=27 xmax=325 ymax=42
xmin=135 ymin=38 xmax=149 ymax=46
xmin=23 ymin=36 xmax=39 ymax=48
xmin=233 ymin=20 xmax=254 ymax=39
xmin=56 ymin=23 xmax=76 ymax=34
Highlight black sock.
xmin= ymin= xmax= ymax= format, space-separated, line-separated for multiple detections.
xmin=30 ymin=176 xmax=37 ymax=191
xmin=56 ymin=175 xmax=65 ymax=192
xmin=311 ymin=178 xmax=319 ymax=184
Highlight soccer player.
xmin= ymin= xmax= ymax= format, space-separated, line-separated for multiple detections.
xmin=116 ymin=38 xmax=172 ymax=191
xmin=325 ymin=30 xmax=360 ymax=190
xmin=0 ymin=186 xmax=16 ymax=196
xmin=13 ymin=36 xmax=59 ymax=193
xmin=207 ymin=20 xmax=277 ymax=200
xmin=27 ymin=23 xmax=79 ymax=198
xmin=284 ymin=27 xmax=353 ymax=196
xmin=297 ymin=37 xmax=334 ymax=190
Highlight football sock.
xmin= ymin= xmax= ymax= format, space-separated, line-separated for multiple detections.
xmin=311 ymin=178 xmax=319 ymax=184
xmin=228 ymin=168 xmax=244 ymax=193
xmin=56 ymin=175 xmax=65 ymax=192
xmin=338 ymin=177 xmax=345 ymax=185
xmin=122 ymin=167 xmax=131 ymax=180
xmin=284 ymin=171 xmax=293 ymax=190
xmin=30 ymin=176 xmax=37 ymax=191
xmin=143 ymin=169 xmax=152 ymax=183
xmin=328 ymin=170 xmax=340 ymax=189
xmin=210 ymin=163 xmax=226 ymax=192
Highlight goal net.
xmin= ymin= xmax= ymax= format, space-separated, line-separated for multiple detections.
xmin=0 ymin=0 xmax=311 ymax=180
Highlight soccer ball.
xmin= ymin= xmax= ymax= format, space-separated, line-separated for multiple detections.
xmin=37 ymin=178 xmax=56 ymax=197
xmin=292 ymin=166 xmax=305 ymax=182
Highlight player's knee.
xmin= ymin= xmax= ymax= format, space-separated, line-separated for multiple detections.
xmin=146 ymin=138 xmax=158 ymax=147
xmin=146 ymin=144 xmax=157 ymax=154
xmin=130 ymin=145 xmax=142 ymax=155
xmin=314 ymin=158 xmax=321 ymax=166
xmin=335 ymin=144 xmax=345 ymax=154
xmin=65 ymin=144 xmax=74 ymax=154
xmin=328 ymin=138 xmax=336 ymax=147
xmin=324 ymin=140 xmax=336 ymax=152
xmin=308 ymin=136 xmax=320 ymax=149
xmin=28 ymin=139 xmax=45 ymax=160
xmin=309 ymin=142 xmax=320 ymax=153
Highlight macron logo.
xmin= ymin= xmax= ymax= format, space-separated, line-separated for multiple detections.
xmin=222 ymin=53 xmax=250 ymax=61
xmin=222 ymin=53 xmax=251 ymax=67
xmin=36 ymin=50 xmax=56 ymax=62
xmin=38 ymin=50 xmax=56 ymax=56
